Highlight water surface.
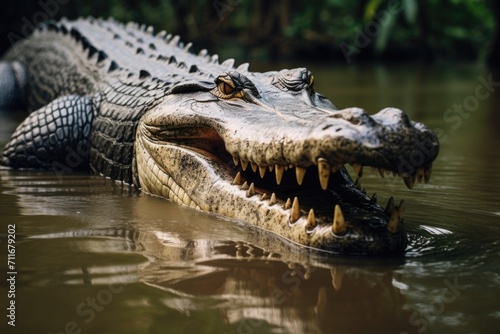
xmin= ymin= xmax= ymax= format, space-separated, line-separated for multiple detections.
xmin=1 ymin=64 xmax=499 ymax=334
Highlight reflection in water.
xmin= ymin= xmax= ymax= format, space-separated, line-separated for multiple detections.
xmin=1 ymin=65 xmax=500 ymax=333
xmin=1 ymin=169 xmax=412 ymax=333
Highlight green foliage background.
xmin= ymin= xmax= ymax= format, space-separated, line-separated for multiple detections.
xmin=1 ymin=0 xmax=497 ymax=64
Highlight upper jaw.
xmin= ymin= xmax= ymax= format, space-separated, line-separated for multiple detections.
xmin=218 ymin=106 xmax=438 ymax=188
xmin=143 ymin=97 xmax=439 ymax=191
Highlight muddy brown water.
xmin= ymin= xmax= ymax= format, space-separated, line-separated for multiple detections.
xmin=1 ymin=64 xmax=499 ymax=334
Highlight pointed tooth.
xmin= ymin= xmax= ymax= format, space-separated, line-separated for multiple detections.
xmin=241 ymin=159 xmax=248 ymax=171
xmin=285 ymin=198 xmax=291 ymax=209
xmin=387 ymin=206 xmax=400 ymax=233
xmin=251 ymin=162 xmax=258 ymax=172
xmin=315 ymin=286 xmax=328 ymax=316
xmin=269 ymin=193 xmax=277 ymax=206
xmin=385 ymin=197 xmax=395 ymax=215
xmin=370 ymin=193 xmax=377 ymax=205
xmin=398 ymin=199 xmax=405 ymax=221
xmin=317 ymin=159 xmax=330 ymax=190
xmin=275 ymin=165 xmax=284 ymax=185
xmin=259 ymin=166 xmax=266 ymax=178
xmin=232 ymin=172 xmax=242 ymax=185
xmin=332 ymin=204 xmax=347 ymax=235
xmin=378 ymin=168 xmax=385 ymax=178
xmin=290 ymin=197 xmax=300 ymax=223
xmin=306 ymin=209 xmax=316 ymax=230
xmin=416 ymin=167 xmax=424 ymax=182
xmin=233 ymin=156 xmax=239 ymax=166
xmin=296 ymin=167 xmax=306 ymax=185
xmin=361 ymin=188 xmax=367 ymax=195
xmin=424 ymin=165 xmax=432 ymax=183
xmin=352 ymin=163 xmax=362 ymax=177
xmin=330 ymin=268 xmax=344 ymax=291
xmin=403 ymin=174 xmax=416 ymax=189
xmin=241 ymin=181 xmax=249 ymax=190
xmin=261 ymin=193 xmax=268 ymax=201
xmin=354 ymin=177 xmax=361 ymax=189
xmin=268 ymin=165 xmax=274 ymax=172
xmin=246 ymin=183 xmax=255 ymax=197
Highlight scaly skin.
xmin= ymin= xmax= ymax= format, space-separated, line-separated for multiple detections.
xmin=0 ymin=18 xmax=439 ymax=255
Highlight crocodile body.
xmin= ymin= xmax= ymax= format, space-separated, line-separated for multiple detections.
xmin=0 ymin=18 xmax=439 ymax=255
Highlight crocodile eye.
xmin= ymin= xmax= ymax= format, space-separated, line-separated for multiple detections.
xmin=213 ymin=76 xmax=242 ymax=99
xmin=212 ymin=72 xmax=257 ymax=99
xmin=219 ymin=80 xmax=235 ymax=96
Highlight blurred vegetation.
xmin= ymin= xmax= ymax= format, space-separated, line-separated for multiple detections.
xmin=0 ymin=0 xmax=498 ymax=65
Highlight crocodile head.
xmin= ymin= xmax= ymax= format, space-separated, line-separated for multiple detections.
xmin=135 ymin=67 xmax=439 ymax=256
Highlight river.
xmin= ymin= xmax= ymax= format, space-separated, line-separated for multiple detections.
xmin=1 ymin=64 xmax=499 ymax=334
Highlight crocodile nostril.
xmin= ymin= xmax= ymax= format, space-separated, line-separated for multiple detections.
xmin=372 ymin=108 xmax=413 ymax=127
xmin=327 ymin=108 xmax=374 ymax=126
xmin=328 ymin=113 xmax=360 ymax=125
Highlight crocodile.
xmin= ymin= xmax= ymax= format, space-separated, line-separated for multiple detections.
xmin=0 ymin=18 xmax=439 ymax=255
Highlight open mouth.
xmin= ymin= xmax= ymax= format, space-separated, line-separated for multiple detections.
xmin=225 ymin=150 xmax=413 ymax=236
xmin=139 ymin=123 xmax=433 ymax=255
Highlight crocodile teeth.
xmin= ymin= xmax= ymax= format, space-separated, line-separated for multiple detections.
xmin=290 ymin=197 xmax=300 ymax=223
xmin=370 ymin=193 xmax=377 ymax=205
xmin=251 ymin=162 xmax=258 ymax=173
xmin=261 ymin=193 xmax=268 ymax=200
xmin=296 ymin=167 xmax=306 ymax=185
xmin=259 ymin=166 xmax=266 ymax=178
xmin=269 ymin=193 xmax=277 ymax=206
xmin=385 ymin=196 xmax=395 ymax=215
xmin=246 ymin=183 xmax=255 ymax=197
xmin=398 ymin=199 xmax=405 ymax=220
xmin=378 ymin=168 xmax=385 ymax=178
xmin=330 ymin=268 xmax=344 ymax=291
xmin=240 ymin=159 xmax=248 ymax=171
xmin=232 ymin=172 xmax=243 ymax=185
xmin=403 ymin=174 xmax=416 ymax=189
xmin=416 ymin=167 xmax=424 ymax=183
xmin=268 ymin=165 xmax=274 ymax=172
xmin=352 ymin=163 xmax=363 ymax=177
xmin=275 ymin=165 xmax=285 ymax=185
xmin=315 ymin=286 xmax=328 ymax=315
xmin=354 ymin=177 xmax=361 ymax=189
xmin=241 ymin=181 xmax=249 ymax=190
xmin=332 ymin=204 xmax=347 ymax=235
xmin=387 ymin=206 xmax=400 ymax=233
xmin=233 ymin=157 xmax=239 ymax=166
xmin=424 ymin=165 xmax=432 ymax=183
xmin=317 ymin=159 xmax=330 ymax=190
xmin=306 ymin=209 xmax=316 ymax=230
xmin=285 ymin=197 xmax=291 ymax=209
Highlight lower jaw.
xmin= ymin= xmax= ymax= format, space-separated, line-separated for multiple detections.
xmin=135 ymin=137 xmax=407 ymax=255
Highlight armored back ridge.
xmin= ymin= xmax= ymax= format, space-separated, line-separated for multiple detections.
xmin=0 ymin=18 xmax=439 ymax=255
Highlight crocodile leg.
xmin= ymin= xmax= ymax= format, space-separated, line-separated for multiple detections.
xmin=0 ymin=61 xmax=27 ymax=111
xmin=1 ymin=95 xmax=94 ymax=173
